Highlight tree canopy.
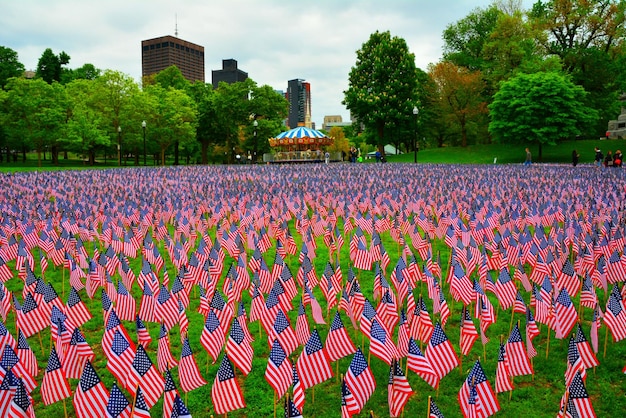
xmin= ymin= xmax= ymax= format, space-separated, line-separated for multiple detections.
xmin=343 ymin=30 xmax=419 ymax=153
xmin=488 ymin=71 xmax=597 ymax=158
xmin=0 ymin=46 xmax=25 ymax=89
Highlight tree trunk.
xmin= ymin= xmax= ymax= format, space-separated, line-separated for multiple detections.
xmin=160 ymin=148 xmax=166 ymax=166
xmin=538 ymin=143 xmax=543 ymax=162
xmin=174 ymin=141 xmax=179 ymax=165
xmin=201 ymin=140 xmax=209 ymax=164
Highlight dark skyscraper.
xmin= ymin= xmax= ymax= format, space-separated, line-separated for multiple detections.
xmin=211 ymin=59 xmax=248 ymax=89
xmin=141 ymin=35 xmax=205 ymax=83
xmin=286 ymin=79 xmax=311 ymax=129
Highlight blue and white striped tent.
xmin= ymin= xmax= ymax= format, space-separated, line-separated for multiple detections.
xmin=274 ymin=126 xmax=328 ymax=139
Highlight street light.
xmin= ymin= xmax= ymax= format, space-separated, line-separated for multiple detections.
xmin=412 ymin=106 xmax=419 ymax=163
xmin=253 ymin=119 xmax=258 ymax=163
xmin=142 ymin=120 xmax=147 ymax=166
xmin=117 ymin=125 xmax=122 ymax=166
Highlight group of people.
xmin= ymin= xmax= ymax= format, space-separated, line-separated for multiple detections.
xmin=594 ymin=147 xmax=623 ymax=168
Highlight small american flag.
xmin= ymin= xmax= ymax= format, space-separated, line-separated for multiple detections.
xmin=211 ymin=353 xmax=246 ymax=415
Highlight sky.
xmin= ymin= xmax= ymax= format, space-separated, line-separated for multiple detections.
xmin=2 ymin=0 xmax=528 ymax=127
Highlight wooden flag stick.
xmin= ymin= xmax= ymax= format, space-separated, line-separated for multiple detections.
xmin=545 ymin=327 xmax=551 ymax=359
xmin=427 ymin=395 xmax=432 ymax=418
xmin=37 ymin=330 xmax=44 ymax=357
xmin=273 ymin=391 xmax=277 ymax=418
xmin=62 ymin=398 xmax=68 ymax=418
xmin=603 ymin=325 xmax=610 ymax=358
xmin=560 ymin=390 xmax=570 ymax=417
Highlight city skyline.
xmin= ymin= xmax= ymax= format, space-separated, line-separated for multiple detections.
xmin=1 ymin=0 xmax=530 ymax=127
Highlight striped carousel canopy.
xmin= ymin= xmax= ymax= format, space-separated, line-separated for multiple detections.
xmin=274 ymin=126 xmax=328 ymax=139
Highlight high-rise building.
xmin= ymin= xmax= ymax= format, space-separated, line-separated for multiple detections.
xmin=211 ymin=59 xmax=248 ymax=89
xmin=286 ymin=79 xmax=312 ymax=129
xmin=141 ymin=35 xmax=205 ymax=83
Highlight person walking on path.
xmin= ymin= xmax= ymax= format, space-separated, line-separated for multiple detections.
xmin=524 ymin=148 xmax=532 ymax=166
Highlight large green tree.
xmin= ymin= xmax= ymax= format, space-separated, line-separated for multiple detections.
xmin=36 ymin=48 xmax=70 ymax=84
xmin=0 ymin=46 xmax=25 ymax=89
xmin=343 ymin=31 xmax=419 ymax=154
xmin=529 ymin=0 xmax=626 ymax=134
xmin=489 ymin=71 xmax=597 ymax=159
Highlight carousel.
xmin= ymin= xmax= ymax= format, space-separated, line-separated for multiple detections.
xmin=267 ymin=126 xmax=335 ymax=163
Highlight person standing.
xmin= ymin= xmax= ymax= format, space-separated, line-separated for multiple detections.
xmin=572 ymin=150 xmax=580 ymax=166
xmin=614 ymin=150 xmax=623 ymax=167
xmin=594 ymin=147 xmax=603 ymax=167
xmin=524 ymin=148 xmax=532 ymax=166
xmin=604 ymin=150 xmax=613 ymax=168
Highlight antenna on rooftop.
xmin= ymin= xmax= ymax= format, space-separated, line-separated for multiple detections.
xmin=175 ymin=13 xmax=178 ymax=37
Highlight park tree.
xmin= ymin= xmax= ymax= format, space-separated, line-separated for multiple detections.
xmin=442 ymin=5 xmax=502 ymax=71
xmin=36 ymin=48 xmax=70 ymax=84
xmin=326 ymin=126 xmax=350 ymax=156
xmin=343 ymin=30 xmax=419 ymax=155
xmin=529 ymin=0 xmax=626 ymax=134
xmin=144 ymin=84 xmax=197 ymax=165
xmin=0 ymin=46 xmax=25 ymax=89
xmin=428 ymin=61 xmax=487 ymax=147
xmin=246 ymin=84 xmax=288 ymax=161
xmin=91 ymin=70 xmax=140 ymax=164
xmin=64 ymin=79 xmax=109 ymax=165
xmin=187 ymin=82 xmax=219 ymax=164
xmin=1 ymin=78 xmax=66 ymax=166
xmin=489 ymin=71 xmax=597 ymax=159
xmin=62 ymin=63 xmax=101 ymax=83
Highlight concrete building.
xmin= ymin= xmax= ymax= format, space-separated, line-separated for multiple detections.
xmin=141 ymin=35 xmax=205 ymax=83
xmin=211 ymin=59 xmax=248 ymax=89
xmin=322 ymin=115 xmax=352 ymax=131
xmin=286 ymin=79 xmax=312 ymax=129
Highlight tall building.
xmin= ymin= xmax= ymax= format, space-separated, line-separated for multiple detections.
xmin=141 ymin=35 xmax=205 ymax=83
xmin=286 ymin=79 xmax=312 ymax=129
xmin=211 ymin=59 xmax=248 ymax=89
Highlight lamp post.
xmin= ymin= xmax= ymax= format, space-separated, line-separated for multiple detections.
xmin=117 ymin=125 xmax=122 ymax=166
xmin=142 ymin=120 xmax=147 ymax=166
xmin=253 ymin=119 xmax=258 ymax=163
xmin=412 ymin=106 xmax=419 ymax=163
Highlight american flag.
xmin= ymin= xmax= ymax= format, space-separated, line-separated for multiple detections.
xmin=407 ymin=337 xmax=438 ymax=388
xmin=162 ymin=369 xmax=179 ymax=418
xmin=573 ymin=323 xmax=598 ymax=369
xmin=494 ymin=268 xmax=517 ymax=310
xmin=0 ymin=345 xmax=36 ymax=394
xmin=564 ymin=337 xmax=585 ymax=388
xmin=295 ymin=299 xmax=311 ymax=347
xmin=157 ymin=323 xmax=178 ymax=373
xmin=16 ymin=330 xmax=37 ymax=378
xmin=495 ymin=342 xmax=513 ymax=394
xmin=105 ymin=330 xmax=135 ymax=392
xmin=17 ymin=292 xmax=48 ymax=338
xmin=64 ymin=327 xmax=95 ymax=379
xmin=269 ymin=310 xmax=298 ymax=357
xmin=296 ymin=328 xmax=333 ymax=389
xmin=458 ymin=360 xmax=500 ymax=417
xmin=211 ymin=353 xmax=246 ymax=415
xmin=325 ymin=311 xmax=356 ymax=362
xmin=341 ymin=377 xmax=359 ymax=418
xmin=506 ymin=323 xmax=533 ymax=377
xmin=265 ymin=339 xmax=292 ymax=399
xmin=115 ymin=280 xmax=136 ymax=322
xmin=525 ymin=306 xmax=540 ymax=358
xmin=369 ymin=318 xmax=397 ymax=366
xmin=178 ymin=336 xmax=207 ymax=393
xmin=8 ymin=377 xmax=34 ymax=418
xmin=344 ymin=348 xmax=375 ymax=412
xmin=200 ymin=310 xmax=226 ymax=364
xmin=388 ymin=359 xmax=413 ymax=418
xmin=155 ymin=285 xmax=179 ymax=331
xmin=604 ymin=284 xmax=626 ymax=342
xmin=425 ymin=322 xmax=458 ymax=380
xmin=560 ymin=371 xmax=596 ymax=418
xmin=40 ymin=347 xmax=72 ymax=405
xmin=127 ymin=345 xmax=164 ymax=408
xmin=106 ymin=383 xmax=131 ymax=418
xmin=225 ymin=317 xmax=253 ymax=376
xmin=135 ymin=315 xmax=152 ymax=349
xmin=0 ymin=368 xmax=18 ymax=417
xmin=73 ymin=360 xmax=109 ymax=418
xmin=554 ymin=288 xmax=577 ymax=340
xmin=65 ymin=286 xmax=92 ymax=328
xmin=130 ymin=386 xmax=150 ymax=418
xmin=428 ymin=396 xmax=445 ymax=418
xmin=171 ymin=394 xmax=192 ymax=418
xmin=459 ymin=306 xmax=479 ymax=356
xmin=291 ymin=363 xmax=305 ymax=413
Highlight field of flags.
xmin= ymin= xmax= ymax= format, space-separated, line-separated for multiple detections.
xmin=0 ymin=162 xmax=624 ymax=417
